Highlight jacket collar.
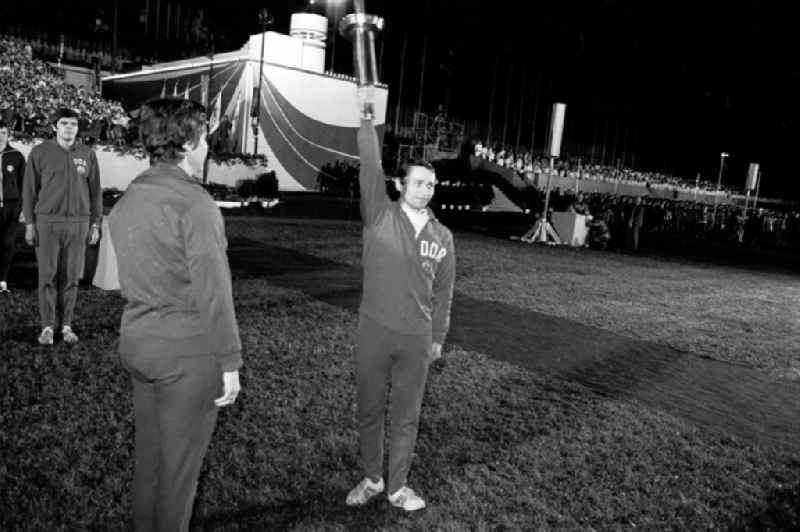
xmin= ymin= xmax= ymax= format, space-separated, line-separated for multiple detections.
xmin=47 ymin=139 xmax=79 ymax=152
xmin=146 ymin=162 xmax=201 ymax=185
xmin=392 ymin=200 xmax=441 ymax=225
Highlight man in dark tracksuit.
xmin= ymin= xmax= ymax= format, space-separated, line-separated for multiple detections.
xmin=22 ymin=108 xmax=101 ymax=344
xmin=0 ymin=121 xmax=26 ymax=293
xmin=109 ymin=98 xmax=242 ymax=532
xmin=346 ymin=93 xmax=456 ymax=512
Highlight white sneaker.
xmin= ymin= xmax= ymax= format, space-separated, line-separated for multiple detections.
xmin=388 ymin=486 xmax=426 ymax=511
xmin=38 ymin=326 xmax=54 ymax=345
xmin=61 ymin=326 xmax=79 ymax=344
xmin=346 ymin=477 xmax=384 ymax=507
xmin=0 ymin=281 xmax=8 ymax=293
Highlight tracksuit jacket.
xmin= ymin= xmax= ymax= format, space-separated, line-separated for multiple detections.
xmin=0 ymin=144 xmax=26 ymax=209
xmin=21 ymin=140 xmax=102 ymax=225
xmin=357 ymin=120 xmax=455 ymax=343
xmin=108 ymin=163 xmax=242 ymax=372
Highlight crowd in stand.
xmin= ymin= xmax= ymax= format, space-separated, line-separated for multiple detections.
xmin=0 ymin=36 xmax=130 ymax=142
xmin=522 ymin=187 xmax=800 ymax=251
xmin=3 ymin=29 xmax=137 ymax=72
xmin=473 ymin=140 xmax=738 ymax=195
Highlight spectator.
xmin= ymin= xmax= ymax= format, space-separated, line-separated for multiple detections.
xmin=569 ymin=191 xmax=590 ymax=216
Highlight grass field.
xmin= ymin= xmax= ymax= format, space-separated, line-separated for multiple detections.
xmin=2 ymin=216 xmax=799 ymax=531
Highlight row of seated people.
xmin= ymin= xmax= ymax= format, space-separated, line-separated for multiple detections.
xmin=473 ymin=140 xmax=739 ymax=195
xmin=525 ymin=188 xmax=800 ymax=250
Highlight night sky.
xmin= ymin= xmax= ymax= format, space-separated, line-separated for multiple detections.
xmin=4 ymin=0 xmax=799 ymax=199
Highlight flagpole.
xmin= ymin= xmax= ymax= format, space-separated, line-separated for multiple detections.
xmin=501 ymin=63 xmax=512 ymax=148
xmin=416 ymin=35 xmax=427 ymax=118
xmin=600 ymin=120 xmax=608 ymax=166
xmin=253 ymin=9 xmax=272 ymax=156
xmin=515 ymin=67 xmax=525 ymax=154
xmin=111 ymin=0 xmax=119 ymax=73
xmin=155 ymin=0 xmax=161 ymax=41
xmin=486 ymin=55 xmax=498 ymax=146
xmin=166 ymin=3 xmax=172 ymax=41
xmin=393 ymin=31 xmax=407 ymax=134
xmin=529 ymin=72 xmax=540 ymax=156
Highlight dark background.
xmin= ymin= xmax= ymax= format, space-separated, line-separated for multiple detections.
xmin=2 ymin=0 xmax=798 ymax=199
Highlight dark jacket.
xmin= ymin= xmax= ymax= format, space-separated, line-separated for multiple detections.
xmin=108 ymin=163 xmax=242 ymax=372
xmin=22 ymin=140 xmax=101 ymax=225
xmin=358 ymin=120 xmax=456 ymax=343
xmin=0 ymin=144 xmax=26 ymax=209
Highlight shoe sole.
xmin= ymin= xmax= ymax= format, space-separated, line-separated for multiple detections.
xmin=389 ymin=500 xmax=426 ymax=512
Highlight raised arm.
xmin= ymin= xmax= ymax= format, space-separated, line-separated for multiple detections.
xmin=357 ymin=119 xmax=390 ymax=226
xmin=356 ymin=85 xmax=389 ymax=226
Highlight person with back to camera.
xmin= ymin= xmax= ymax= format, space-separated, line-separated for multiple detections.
xmin=21 ymin=108 xmax=101 ymax=344
xmin=108 ymin=98 xmax=242 ymax=532
xmin=345 ymin=86 xmax=456 ymax=512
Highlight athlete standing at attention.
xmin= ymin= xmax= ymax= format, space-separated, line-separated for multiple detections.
xmin=345 ymin=87 xmax=456 ymax=512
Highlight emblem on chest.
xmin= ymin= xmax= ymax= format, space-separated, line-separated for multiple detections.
xmin=420 ymin=240 xmax=447 ymax=262
xmin=73 ymin=157 xmax=88 ymax=177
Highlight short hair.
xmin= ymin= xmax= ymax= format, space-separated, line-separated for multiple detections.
xmin=138 ymin=98 xmax=207 ymax=164
xmin=51 ymin=108 xmax=79 ymax=125
xmin=0 ymin=120 xmax=8 ymax=131
xmin=396 ymin=158 xmax=435 ymax=181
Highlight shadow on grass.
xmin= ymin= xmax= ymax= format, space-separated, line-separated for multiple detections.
xmin=226 ymin=236 xmax=800 ymax=456
xmin=193 ymin=498 xmax=398 ymax=532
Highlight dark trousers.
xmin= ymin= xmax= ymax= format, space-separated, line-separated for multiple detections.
xmin=35 ymin=220 xmax=88 ymax=328
xmin=122 ymin=353 xmax=221 ymax=532
xmin=0 ymin=202 xmax=19 ymax=281
xmin=356 ymin=314 xmax=432 ymax=494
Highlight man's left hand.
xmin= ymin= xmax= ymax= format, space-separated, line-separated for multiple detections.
xmin=89 ymin=225 xmax=100 ymax=245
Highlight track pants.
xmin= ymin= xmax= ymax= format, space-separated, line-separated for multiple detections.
xmin=35 ymin=220 xmax=88 ymax=328
xmin=121 ymin=352 xmax=221 ymax=532
xmin=356 ymin=314 xmax=432 ymax=494
xmin=0 ymin=201 xmax=19 ymax=281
